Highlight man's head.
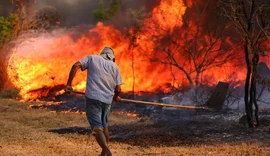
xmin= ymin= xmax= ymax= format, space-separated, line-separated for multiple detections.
xmin=100 ymin=47 xmax=115 ymax=62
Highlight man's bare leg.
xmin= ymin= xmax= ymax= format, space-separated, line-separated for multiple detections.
xmin=104 ymin=126 xmax=110 ymax=144
xmin=101 ymin=126 xmax=110 ymax=155
xmin=95 ymin=130 xmax=112 ymax=156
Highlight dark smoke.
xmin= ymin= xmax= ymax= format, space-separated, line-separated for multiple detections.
xmin=33 ymin=0 xmax=97 ymax=27
xmin=0 ymin=0 xmax=159 ymax=27
xmin=0 ymin=1 xmax=14 ymax=17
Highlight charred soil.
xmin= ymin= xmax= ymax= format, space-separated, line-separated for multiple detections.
xmin=0 ymin=98 xmax=270 ymax=156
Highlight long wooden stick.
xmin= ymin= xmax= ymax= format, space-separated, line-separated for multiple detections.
xmin=121 ymin=98 xmax=209 ymax=110
xmin=72 ymin=91 xmax=210 ymax=110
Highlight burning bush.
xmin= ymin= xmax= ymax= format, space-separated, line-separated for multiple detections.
xmin=0 ymin=14 xmax=16 ymax=90
xmin=0 ymin=0 xmax=59 ymax=93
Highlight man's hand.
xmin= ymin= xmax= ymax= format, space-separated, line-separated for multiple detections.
xmin=66 ymin=62 xmax=81 ymax=94
xmin=65 ymin=85 xmax=73 ymax=94
xmin=113 ymin=96 xmax=121 ymax=102
xmin=113 ymin=85 xmax=121 ymax=102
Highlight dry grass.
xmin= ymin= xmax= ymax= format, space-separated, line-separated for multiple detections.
xmin=0 ymin=98 xmax=270 ymax=156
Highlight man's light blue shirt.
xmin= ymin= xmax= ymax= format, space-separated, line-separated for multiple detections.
xmin=79 ymin=55 xmax=123 ymax=104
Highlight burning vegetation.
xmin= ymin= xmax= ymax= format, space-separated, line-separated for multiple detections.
xmin=5 ymin=0 xmax=269 ymax=100
xmin=2 ymin=1 xmax=270 ymax=155
xmin=1 ymin=0 xmax=270 ymax=126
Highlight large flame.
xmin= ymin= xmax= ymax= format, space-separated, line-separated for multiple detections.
xmin=7 ymin=0 xmax=270 ymax=101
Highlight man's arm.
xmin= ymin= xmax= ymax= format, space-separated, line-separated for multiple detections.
xmin=113 ymin=85 xmax=121 ymax=102
xmin=65 ymin=61 xmax=82 ymax=93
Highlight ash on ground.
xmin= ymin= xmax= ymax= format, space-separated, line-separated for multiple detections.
xmin=27 ymin=90 xmax=270 ymax=129
xmin=29 ymin=89 xmax=270 ymax=147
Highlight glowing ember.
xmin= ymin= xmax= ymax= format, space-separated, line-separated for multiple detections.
xmin=28 ymin=101 xmax=86 ymax=114
xmin=127 ymin=111 xmax=139 ymax=117
xmin=115 ymin=110 xmax=139 ymax=118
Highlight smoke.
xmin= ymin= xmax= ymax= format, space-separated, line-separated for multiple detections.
xmin=0 ymin=0 xmax=159 ymax=27
xmin=34 ymin=0 xmax=159 ymax=27
xmin=0 ymin=1 xmax=14 ymax=17
xmin=33 ymin=0 xmax=97 ymax=27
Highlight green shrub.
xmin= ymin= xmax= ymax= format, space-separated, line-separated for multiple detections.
xmin=0 ymin=13 xmax=17 ymax=47
xmin=93 ymin=0 xmax=120 ymax=22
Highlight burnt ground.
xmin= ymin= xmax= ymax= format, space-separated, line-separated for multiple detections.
xmin=33 ymin=93 xmax=270 ymax=150
xmin=109 ymin=111 xmax=270 ymax=148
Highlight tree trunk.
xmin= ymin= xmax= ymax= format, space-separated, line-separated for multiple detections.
xmin=249 ymin=74 xmax=255 ymax=127
xmin=251 ymin=74 xmax=260 ymax=127
xmin=192 ymin=71 xmax=201 ymax=104
xmin=252 ymin=53 xmax=260 ymax=126
xmin=244 ymin=42 xmax=253 ymax=128
xmin=177 ymin=66 xmax=194 ymax=89
xmin=131 ymin=46 xmax=135 ymax=99
xmin=195 ymin=71 xmax=200 ymax=89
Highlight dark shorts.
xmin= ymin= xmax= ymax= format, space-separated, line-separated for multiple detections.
xmin=85 ymin=98 xmax=111 ymax=130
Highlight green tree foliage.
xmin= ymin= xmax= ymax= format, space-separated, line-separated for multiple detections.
xmin=0 ymin=14 xmax=17 ymax=90
xmin=93 ymin=0 xmax=120 ymax=22
xmin=0 ymin=14 xmax=17 ymax=47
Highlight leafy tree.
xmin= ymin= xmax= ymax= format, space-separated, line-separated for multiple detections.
xmin=93 ymin=0 xmax=120 ymax=22
xmin=0 ymin=14 xmax=17 ymax=47
xmin=0 ymin=14 xmax=16 ymax=90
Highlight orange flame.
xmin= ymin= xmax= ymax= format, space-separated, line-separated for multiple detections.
xmin=115 ymin=110 xmax=139 ymax=118
xmin=6 ymin=0 xmax=270 ymax=101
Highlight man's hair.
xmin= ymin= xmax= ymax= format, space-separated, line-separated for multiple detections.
xmin=100 ymin=47 xmax=115 ymax=61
